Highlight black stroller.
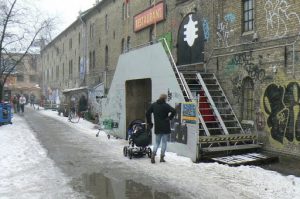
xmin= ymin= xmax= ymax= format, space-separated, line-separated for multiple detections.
xmin=123 ymin=119 xmax=152 ymax=159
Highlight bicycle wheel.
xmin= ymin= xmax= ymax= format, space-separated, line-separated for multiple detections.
xmin=69 ymin=111 xmax=80 ymax=123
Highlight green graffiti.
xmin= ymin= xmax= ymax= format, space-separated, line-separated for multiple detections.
xmin=224 ymin=59 xmax=238 ymax=75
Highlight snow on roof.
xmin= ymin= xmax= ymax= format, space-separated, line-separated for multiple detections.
xmin=62 ymin=86 xmax=88 ymax=93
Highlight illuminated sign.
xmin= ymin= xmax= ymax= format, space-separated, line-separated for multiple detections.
xmin=134 ymin=2 xmax=165 ymax=32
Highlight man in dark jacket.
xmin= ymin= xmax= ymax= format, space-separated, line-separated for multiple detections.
xmin=146 ymin=94 xmax=176 ymax=164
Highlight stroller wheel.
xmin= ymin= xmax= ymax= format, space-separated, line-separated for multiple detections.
xmin=128 ymin=149 xmax=133 ymax=159
xmin=123 ymin=146 xmax=128 ymax=157
xmin=147 ymin=148 xmax=152 ymax=158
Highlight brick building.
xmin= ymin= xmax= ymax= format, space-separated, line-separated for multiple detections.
xmin=3 ymin=53 xmax=40 ymax=100
xmin=41 ymin=0 xmax=300 ymax=157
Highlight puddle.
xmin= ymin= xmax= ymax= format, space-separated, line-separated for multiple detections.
xmin=78 ymin=172 xmax=172 ymax=199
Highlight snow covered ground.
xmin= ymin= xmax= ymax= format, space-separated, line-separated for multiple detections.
xmin=2 ymin=108 xmax=300 ymax=199
xmin=38 ymin=109 xmax=300 ymax=199
xmin=0 ymin=115 xmax=83 ymax=199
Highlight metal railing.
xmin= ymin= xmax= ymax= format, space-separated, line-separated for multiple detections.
xmin=196 ymin=73 xmax=229 ymax=135
xmin=158 ymin=38 xmax=191 ymax=101
xmin=211 ymin=73 xmax=245 ymax=134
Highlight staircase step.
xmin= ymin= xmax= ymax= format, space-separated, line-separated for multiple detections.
xmin=223 ymin=120 xmax=237 ymax=123
xmin=207 ymin=128 xmax=223 ymax=130
xmin=200 ymin=73 xmax=214 ymax=77
xmin=211 ymin=96 xmax=225 ymax=98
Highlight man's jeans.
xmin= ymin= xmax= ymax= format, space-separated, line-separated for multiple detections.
xmin=153 ymin=134 xmax=169 ymax=156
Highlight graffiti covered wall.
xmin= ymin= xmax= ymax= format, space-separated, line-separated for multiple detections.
xmin=261 ymin=71 xmax=300 ymax=155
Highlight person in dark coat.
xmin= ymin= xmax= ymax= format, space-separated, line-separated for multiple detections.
xmin=146 ymin=94 xmax=176 ymax=164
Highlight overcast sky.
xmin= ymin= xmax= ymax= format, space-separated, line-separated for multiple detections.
xmin=36 ymin=0 xmax=96 ymax=35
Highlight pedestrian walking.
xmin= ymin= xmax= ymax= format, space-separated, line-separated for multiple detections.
xmin=12 ymin=95 xmax=18 ymax=113
xmin=30 ymin=93 xmax=35 ymax=109
xmin=19 ymin=94 xmax=26 ymax=114
xmin=16 ymin=94 xmax=20 ymax=113
xmin=146 ymin=94 xmax=176 ymax=164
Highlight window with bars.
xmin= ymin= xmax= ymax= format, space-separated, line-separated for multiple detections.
xmin=243 ymin=0 xmax=254 ymax=32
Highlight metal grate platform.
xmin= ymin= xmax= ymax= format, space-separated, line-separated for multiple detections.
xmin=211 ymin=153 xmax=278 ymax=166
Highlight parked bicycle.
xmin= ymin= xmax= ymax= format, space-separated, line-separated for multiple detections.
xmin=68 ymin=106 xmax=88 ymax=123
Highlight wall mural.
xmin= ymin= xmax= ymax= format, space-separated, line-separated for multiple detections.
xmin=177 ymin=13 xmax=204 ymax=65
xmin=264 ymin=0 xmax=300 ymax=38
xmin=217 ymin=13 xmax=236 ymax=47
xmin=263 ymin=81 xmax=300 ymax=144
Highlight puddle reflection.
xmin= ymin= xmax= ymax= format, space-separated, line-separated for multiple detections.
xmin=81 ymin=173 xmax=171 ymax=199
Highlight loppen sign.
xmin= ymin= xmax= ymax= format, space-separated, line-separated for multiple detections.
xmin=134 ymin=1 xmax=165 ymax=32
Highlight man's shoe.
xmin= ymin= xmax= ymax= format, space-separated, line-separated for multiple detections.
xmin=160 ymin=155 xmax=166 ymax=162
xmin=151 ymin=155 xmax=155 ymax=164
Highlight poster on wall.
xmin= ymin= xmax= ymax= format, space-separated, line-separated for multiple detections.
xmin=170 ymin=103 xmax=188 ymax=144
xmin=182 ymin=102 xmax=197 ymax=124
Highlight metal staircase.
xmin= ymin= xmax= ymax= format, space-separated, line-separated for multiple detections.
xmin=160 ymin=38 xmax=262 ymax=162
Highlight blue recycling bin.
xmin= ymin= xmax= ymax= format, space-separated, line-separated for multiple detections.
xmin=0 ymin=103 xmax=12 ymax=125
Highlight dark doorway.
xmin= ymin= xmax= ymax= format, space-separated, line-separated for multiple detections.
xmin=177 ymin=13 xmax=204 ymax=65
xmin=125 ymin=78 xmax=152 ymax=139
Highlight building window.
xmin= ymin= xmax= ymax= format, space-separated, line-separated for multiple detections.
xmin=56 ymin=65 xmax=59 ymax=80
xmin=92 ymin=50 xmax=96 ymax=68
xmin=121 ymin=38 xmax=125 ymax=53
xmin=241 ymin=77 xmax=254 ymax=120
xmin=30 ymin=75 xmax=37 ymax=82
xmin=105 ymin=14 xmax=108 ymax=33
xmin=52 ymin=68 xmax=54 ymax=80
xmin=89 ymin=51 xmax=92 ymax=69
xmin=126 ymin=2 xmax=130 ymax=18
xmin=126 ymin=36 xmax=131 ymax=51
xmin=105 ymin=45 xmax=109 ymax=66
xmin=243 ymin=0 xmax=254 ymax=32
xmin=62 ymin=63 xmax=64 ymax=80
xmin=122 ymin=3 xmax=126 ymax=20
xmin=69 ymin=38 xmax=72 ymax=49
xmin=69 ymin=60 xmax=73 ymax=77
xmin=78 ymin=56 xmax=81 ymax=73
xmin=78 ymin=32 xmax=81 ymax=45
xmin=90 ymin=23 xmax=94 ymax=39
xmin=17 ymin=74 xmax=24 ymax=82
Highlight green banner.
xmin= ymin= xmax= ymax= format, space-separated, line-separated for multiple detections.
xmin=159 ymin=32 xmax=172 ymax=52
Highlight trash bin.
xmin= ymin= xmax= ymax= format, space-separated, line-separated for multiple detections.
xmin=0 ymin=103 xmax=12 ymax=125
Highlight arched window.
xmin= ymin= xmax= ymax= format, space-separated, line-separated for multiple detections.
xmin=241 ymin=77 xmax=254 ymax=120
xmin=105 ymin=45 xmax=109 ymax=66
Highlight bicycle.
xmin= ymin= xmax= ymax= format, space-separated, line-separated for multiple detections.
xmin=68 ymin=107 xmax=88 ymax=123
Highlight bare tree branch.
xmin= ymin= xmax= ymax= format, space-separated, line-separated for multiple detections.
xmin=0 ymin=0 xmax=56 ymax=100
